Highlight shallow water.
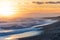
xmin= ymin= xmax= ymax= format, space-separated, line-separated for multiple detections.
xmin=0 ymin=19 xmax=58 ymax=40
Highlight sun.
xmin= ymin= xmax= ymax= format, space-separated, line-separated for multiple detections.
xmin=0 ymin=0 xmax=16 ymax=16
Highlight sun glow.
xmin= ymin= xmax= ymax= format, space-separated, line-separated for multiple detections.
xmin=0 ymin=0 xmax=16 ymax=16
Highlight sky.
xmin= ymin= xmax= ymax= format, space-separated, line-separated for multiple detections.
xmin=0 ymin=0 xmax=60 ymax=18
xmin=15 ymin=0 xmax=60 ymax=17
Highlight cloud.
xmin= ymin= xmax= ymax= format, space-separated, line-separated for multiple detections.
xmin=32 ymin=1 xmax=44 ymax=4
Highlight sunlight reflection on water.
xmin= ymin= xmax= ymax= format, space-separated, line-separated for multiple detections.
xmin=5 ymin=31 xmax=42 ymax=40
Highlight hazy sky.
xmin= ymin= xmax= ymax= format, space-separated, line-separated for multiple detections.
xmin=0 ymin=0 xmax=60 ymax=18
xmin=15 ymin=0 xmax=60 ymax=17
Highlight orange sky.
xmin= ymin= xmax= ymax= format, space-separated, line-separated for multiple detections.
xmin=0 ymin=0 xmax=60 ymax=18
xmin=15 ymin=0 xmax=60 ymax=17
xmin=14 ymin=0 xmax=60 ymax=15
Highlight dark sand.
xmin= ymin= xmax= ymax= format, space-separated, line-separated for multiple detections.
xmin=18 ymin=20 xmax=60 ymax=40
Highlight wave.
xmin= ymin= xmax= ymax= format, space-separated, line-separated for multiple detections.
xmin=0 ymin=19 xmax=58 ymax=40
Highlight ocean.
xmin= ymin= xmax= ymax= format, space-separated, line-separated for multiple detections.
xmin=0 ymin=19 xmax=58 ymax=40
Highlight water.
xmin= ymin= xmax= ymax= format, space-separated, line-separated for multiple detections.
xmin=0 ymin=19 xmax=58 ymax=40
